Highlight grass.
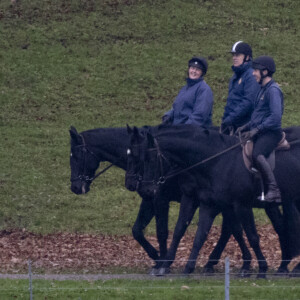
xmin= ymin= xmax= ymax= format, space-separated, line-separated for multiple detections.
xmin=0 ymin=277 xmax=300 ymax=300
xmin=0 ymin=0 xmax=299 ymax=235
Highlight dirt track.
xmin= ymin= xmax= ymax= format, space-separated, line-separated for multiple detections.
xmin=1 ymin=225 xmax=299 ymax=276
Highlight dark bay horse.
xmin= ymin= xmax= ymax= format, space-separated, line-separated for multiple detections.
xmin=126 ymin=124 xmax=300 ymax=277
xmin=70 ymin=125 xmax=252 ymax=275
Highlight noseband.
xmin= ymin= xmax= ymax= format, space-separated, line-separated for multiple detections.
xmin=71 ymin=134 xmax=113 ymax=184
xmin=129 ymin=138 xmax=173 ymax=187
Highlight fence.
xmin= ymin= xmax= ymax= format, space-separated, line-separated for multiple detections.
xmin=1 ymin=258 xmax=300 ymax=300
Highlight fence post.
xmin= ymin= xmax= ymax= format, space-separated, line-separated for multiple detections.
xmin=28 ymin=259 xmax=33 ymax=300
xmin=225 ymin=257 xmax=230 ymax=300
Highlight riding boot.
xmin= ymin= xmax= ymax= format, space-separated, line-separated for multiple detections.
xmin=255 ymin=155 xmax=281 ymax=203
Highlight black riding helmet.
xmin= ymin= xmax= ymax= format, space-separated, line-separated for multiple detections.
xmin=230 ymin=41 xmax=252 ymax=61
xmin=252 ymin=55 xmax=276 ymax=76
xmin=188 ymin=56 xmax=208 ymax=75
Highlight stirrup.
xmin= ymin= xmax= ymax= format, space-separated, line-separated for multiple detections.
xmin=258 ymin=192 xmax=281 ymax=203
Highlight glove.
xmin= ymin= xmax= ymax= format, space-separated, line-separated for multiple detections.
xmin=235 ymin=123 xmax=249 ymax=136
xmin=220 ymin=122 xmax=234 ymax=135
xmin=162 ymin=115 xmax=172 ymax=125
xmin=242 ymin=128 xmax=259 ymax=140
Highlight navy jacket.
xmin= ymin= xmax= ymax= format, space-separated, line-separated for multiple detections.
xmin=249 ymin=80 xmax=283 ymax=132
xmin=163 ymin=77 xmax=213 ymax=127
xmin=222 ymin=62 xmax=260 ymax=128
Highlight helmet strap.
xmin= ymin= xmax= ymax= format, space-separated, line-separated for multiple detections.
xmin=259 ymin=69 xmax=268 ymax=85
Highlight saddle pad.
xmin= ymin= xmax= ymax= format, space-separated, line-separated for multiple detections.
xmin=241 ymin=130 xmax=290 ymax=173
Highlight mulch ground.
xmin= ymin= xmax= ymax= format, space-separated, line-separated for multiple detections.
xmin=0 ymin=225 xmax=299 ymax=274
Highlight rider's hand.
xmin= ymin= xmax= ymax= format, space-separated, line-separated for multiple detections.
xmin=162 ymin=115 xmax=172 ymax=125
xmin=235 ymin=124 xmax=249 ymax=136
xmin=242 ymin=128 xmax=259 ymax=140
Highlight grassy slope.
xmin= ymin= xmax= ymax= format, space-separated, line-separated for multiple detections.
xmin=0 ymin=0 xmax=299 ymax=234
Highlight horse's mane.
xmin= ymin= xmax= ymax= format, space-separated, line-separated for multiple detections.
xmin=154 ymin=124 xmax=239 ymax=149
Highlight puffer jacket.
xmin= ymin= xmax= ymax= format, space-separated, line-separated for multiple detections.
xmin=222 ymin=62 xmax=260 ymax=129
xmin=163 ymin=77 xmax=213 ymax=127
xmin=250 ymin=80 xmax=283 ymax=132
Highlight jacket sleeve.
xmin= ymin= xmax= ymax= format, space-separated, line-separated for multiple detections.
xmin=162 ymin=108 xmax=174 ymax=120
xmin=257 ymin=86 xmax=283 ymax=132
xmin=186 ymin=85 xmax=213 ymax=125
xmin=223 ymin=73 xmax=258 ymax=125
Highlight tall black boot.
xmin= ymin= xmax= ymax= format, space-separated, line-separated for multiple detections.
xmin=255 ymin=155 xmax=281 ymax=203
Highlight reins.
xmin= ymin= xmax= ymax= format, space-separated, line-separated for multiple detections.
xmin=151 ymin=139 xmax=243 ymax=185
xmin=145 ymin=137 xmax=300 ymax=185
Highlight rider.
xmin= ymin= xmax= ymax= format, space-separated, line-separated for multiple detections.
xmin=221 ymin=41 xmax=260 ymax=135
xmin=162 ymin=56 xmax=213 ymax=127
xmin=236 ymin=56 xmax=283 ymax=203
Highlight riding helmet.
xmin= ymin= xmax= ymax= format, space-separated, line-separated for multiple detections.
xmin=188 ymin=56 xmax=208 ymax=75
xmin=252 ymin=55 xmax=276 ymax=75
xmin=230 ymin=41 xmax=252 ymax=58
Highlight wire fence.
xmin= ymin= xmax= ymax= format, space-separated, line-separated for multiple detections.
xmin=0 ymin=258 xmax=300 ymax=300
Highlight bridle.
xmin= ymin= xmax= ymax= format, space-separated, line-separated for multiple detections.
xmin=71 ymin=134 xmax=113 ymax=184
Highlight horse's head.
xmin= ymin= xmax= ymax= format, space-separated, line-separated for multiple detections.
xmin=69 ymin=126 xmax=100 ymax=194
xmin=126 ymin=126 xmax=172 ymax=197
xmin=125 ymin=125 xmax=146 ymax=192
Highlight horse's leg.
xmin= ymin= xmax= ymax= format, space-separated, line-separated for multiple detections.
xmin=132 ymin=198 xmax=160 ymax=273
xmin=203 ymin=213 xmax=230 ymax=274
xmin=265 ymin=205 xmax=290 ymax=276
xmin=153 ymin=193 xmax=170 ymax=270
xmin=203 ymin=210 xmax=252 ymax=277
xmin=183 ymin=204 xmax=219 ymax=274
xmin=225 ymin=210 xmax=252 ymax=277
xmin=158 ymin=194 xmax=198 ymax=276
xmin=236 ymin=205 xmax=268 ymax=279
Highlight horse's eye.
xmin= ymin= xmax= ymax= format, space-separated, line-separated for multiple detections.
xmin=127 ymin=149 xmax=131 ymax=155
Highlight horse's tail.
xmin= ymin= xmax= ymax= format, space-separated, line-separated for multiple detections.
xmin=283 ymin=198 xmax=300 ymax=258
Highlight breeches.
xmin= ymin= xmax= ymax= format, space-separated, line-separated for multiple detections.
xmin=252 ymin=130 xmax=282 ymax=160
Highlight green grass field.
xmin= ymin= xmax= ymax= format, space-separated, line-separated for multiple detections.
xmin=1 ymin=277 xmax=300 ymax=300
xmin=1 ymin=0 xmax=299 ymax=235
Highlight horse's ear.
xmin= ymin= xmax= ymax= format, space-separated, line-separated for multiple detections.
xmin=133 ymin=126 xmax=139 ymax=137
xmin=127 ymin=124 xmax=133 ymax=134
xmin=146 ymin=132 xmax=155 ymax=147
xmin=69 ymin=126 xmax=81 ymax=145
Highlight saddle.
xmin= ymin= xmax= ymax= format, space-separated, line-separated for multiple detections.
xmin=242 ymin=131 xmax=290 ymax=173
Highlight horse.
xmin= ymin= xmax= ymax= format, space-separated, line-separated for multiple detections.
xmin=126 ymin=124 xmax=300 ymax=277
xmin=69 ymin=125 xmax=239 ymax=274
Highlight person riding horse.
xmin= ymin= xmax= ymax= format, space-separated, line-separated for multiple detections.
xmin=162 ymin=56 xmax=213 ymax=127
xmin=221 ymin=41 xmax=260 ymax=135
xmin=236 ymin=56 xmax=283 ymax=203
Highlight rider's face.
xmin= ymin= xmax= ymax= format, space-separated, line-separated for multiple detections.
xmin=188 ymin=67 xmax=202 ymax=80
xmin=253 ymin=69 xmax=261 ymax=83
xmin=232 ymin=53 xmax=245 ymax=67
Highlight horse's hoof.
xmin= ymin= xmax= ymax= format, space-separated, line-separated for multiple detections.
xmin=149 ymin=268 xmax=158 ymax=276
xmin=157 ymin=267 xmax=170 ymax=276
xmin=203 ymin=265 xmax=214 ymax=275
xmin=256 ymin=273 xmax=266 ymax=279
xmin=237 ymin=269 xmax=251 ymax=278
xmin=274 ymin=267 xmax=289 ymax=277
xmin=183 ymin=265 xmax=195 ymax=275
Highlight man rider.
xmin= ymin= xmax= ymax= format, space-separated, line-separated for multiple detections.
xmin=221 ymin=41 xmax=260 ymax=135
xmin=236 ymin=56 xmax=283 ymax=203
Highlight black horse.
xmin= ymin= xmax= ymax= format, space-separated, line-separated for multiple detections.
xmin=126 ymin=125 xmax=255 ymax=276
xmin=126 ymin=124 xmax=300 ymax=277
xmin=70 ymin=125 xmax=252 ymax=275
